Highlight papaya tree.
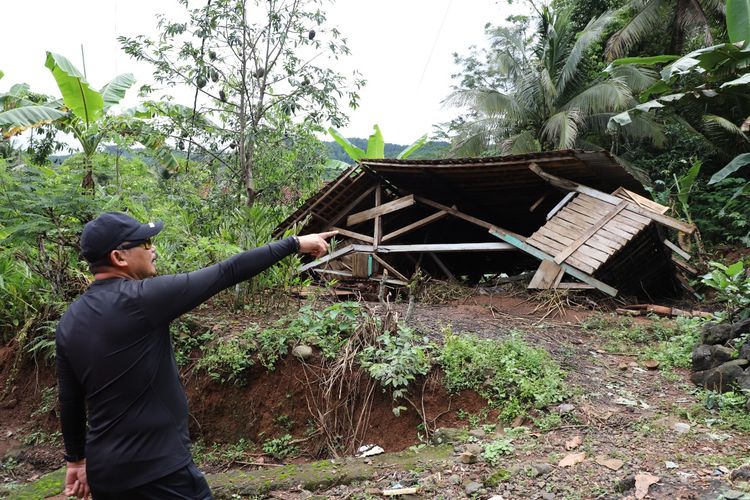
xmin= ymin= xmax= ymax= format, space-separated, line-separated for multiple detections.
xmin=0 ymin=53 xmax=176 ymax=188
xmin=119 ymin=0 xmax=364 ymax=206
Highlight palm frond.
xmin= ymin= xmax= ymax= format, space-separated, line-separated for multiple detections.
xmin=493 ymin=50 xmax=525 ymax=82
xmin=605 ymin=0 xmax=667 ymax=60
xmin=607 ymin=65 xmax=660 ymax=94
xmin=564 ymin=79 xmax=632 ymax=115
xmin=542 ymin=109 xmax=584 ymax=149
xmin=702 ymin=114 xmax=750 ymax=142
xmin=502 ymin=130 xmax=541 ymax=154
xmin=557 ymin=11 xmax=616 ymax=94
xmin=675 ymin=0 xmax=713 ymax=44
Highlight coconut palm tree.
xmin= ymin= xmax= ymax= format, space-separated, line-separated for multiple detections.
xmin=446 ymin=5 xmax=663 ymax=157
xmin=604 ymin=0 xmax=726 ymax=61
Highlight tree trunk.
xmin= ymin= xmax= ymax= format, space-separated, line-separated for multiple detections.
xmin=244 ymin=139 xmax=256 ymax=206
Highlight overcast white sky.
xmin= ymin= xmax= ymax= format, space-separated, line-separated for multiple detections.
xmin=1 ymin=0 xmax=527 ymax=144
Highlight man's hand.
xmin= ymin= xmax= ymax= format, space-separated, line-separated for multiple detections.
xmin=64 ymin=459 xmax=90 ymax=499
xmin=297 ymin=231 xmax=338 ymax=259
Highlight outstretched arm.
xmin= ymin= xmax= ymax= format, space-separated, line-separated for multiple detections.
xmin=139 ymin=232 xmax=337 ymax=325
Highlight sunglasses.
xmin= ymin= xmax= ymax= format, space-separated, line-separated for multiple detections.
xmin=116 ymin=238 xmax=154 ymax=251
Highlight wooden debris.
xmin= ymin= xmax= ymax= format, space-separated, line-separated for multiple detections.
xmin=615 ymin=304 xmax=712 ymax=318
xmin=383 ymin=487 xmax=420 ymax=496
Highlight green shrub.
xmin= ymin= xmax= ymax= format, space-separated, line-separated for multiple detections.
xmin=482 ymin=438 xmax=515 ymax=465
xmin=439 ymin=332 xmax=568 ymax=420
xmin=196 ymin=333 xmax=255 ymax=384
xmin=642 ymin=317 xmax=703 ymax=369
xmin=702 ymin=260 xmax=750 ymax=320
xmin=262 ymin=434 xmax=298 ymax=460
xmin=359 ymin=324 xmax=433 ymax=398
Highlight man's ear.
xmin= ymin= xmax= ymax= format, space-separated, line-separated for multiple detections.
xmin=108 ymin=249 xmax=130 ymax=269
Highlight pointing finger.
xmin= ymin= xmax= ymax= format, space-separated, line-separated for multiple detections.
xmin=317 ymin=230 xmax=339 ymax=240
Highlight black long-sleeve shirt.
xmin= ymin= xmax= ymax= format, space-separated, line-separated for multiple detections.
xmin=55 ymin=238 xmax=297 ymax=492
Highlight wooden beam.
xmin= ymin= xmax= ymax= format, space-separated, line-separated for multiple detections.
xmin=663 ymin=239 xmax=691 ymax=260
xmin=489 ymin=227 xmax=619 ymax=297
xmin=612 ymin=187 xmax=668 ymax=214
xmin=371 ymin=254 xmax=409 ymax=282
xmin=381 ymin=210 xmax=448 ymax=242
xmin=347 ymin=194 xmax=415 ymax=226
xmin=287 ymin=167 xmax=362 ymax=227
xmin=414 ymin=196 xmax=522 ymax=239
xmin=358 ymin=242 xmax=515 ymax=253
xmin=528 ymin=163 xmax=696 ymax=234
xmin=529 ymin=260 xmax=565 ymax=289
xmin=313 ymin=268 xmax=408 ymax=286
xmin=529 ymin=191 xmax=550 ymax=212
xmin=373 ymin=184 xmax=383 ymax=249
xmin=553 ymin=200 xmax=628 ymax=265
xmin=298 ymin=245 xmax=354 ymax=272
xmin=429 ymin=252 xmax=455 ymax=280
xmin=546 ymin=192 xmax=575 ymax=221
xmin=327 ymin=185 xmax=377 ymax=228
xmin=331 ymin=227 xmax=374 ymax=243
xmin=556 ymin=282 xmax=595 ymax=289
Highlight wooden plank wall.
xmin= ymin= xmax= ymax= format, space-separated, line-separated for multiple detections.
xmin=526 ymin=193 xmax=651 ymax=274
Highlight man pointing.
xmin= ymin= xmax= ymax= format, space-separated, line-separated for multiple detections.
xmin=56 ymin=211 xmax=335 ymax=499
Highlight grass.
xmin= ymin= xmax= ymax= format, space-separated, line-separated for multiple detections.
xmin=440 ymin=330 xmax=568 ymax=421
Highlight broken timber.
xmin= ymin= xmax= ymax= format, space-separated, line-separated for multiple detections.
xmin=490 ymin=227 xmax=619 ymax=297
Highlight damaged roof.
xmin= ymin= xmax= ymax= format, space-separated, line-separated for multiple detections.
xmin=274 ymin=150 xmax=692 ymax=297
xmin=275 ymin=150 xmax=646 ymax=238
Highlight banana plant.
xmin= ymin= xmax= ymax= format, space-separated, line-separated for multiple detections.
xmin=327 ymin=124 xmax=428 ymax=170
xmin=0 ymin=53 xmax=177 ymax=188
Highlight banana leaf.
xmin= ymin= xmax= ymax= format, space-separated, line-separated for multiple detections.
xmin=365 ymin=124 xmax=384 ymax=158
xmin=727 ymin=0 xmax=750 ymax=45
xmin=101 ymin=73 xmax=136 ymax=111
xmin=328 ymin=127 xmax=365 ymax=162
xmin=710 ymin=153 xmax=750 ymax=184
xmin=45 ymin=52 xmax=104 ymax=126
xmin=397 ymin=134 xmax=428 ymax=159
xmin=0 ymin=105 xmax=66 ymax=137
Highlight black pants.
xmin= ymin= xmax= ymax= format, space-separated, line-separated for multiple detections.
xmin=92 ymin=462 xmax=213 ymax=500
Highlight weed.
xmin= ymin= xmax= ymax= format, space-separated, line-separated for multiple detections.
xmin=196 ymin=333 xmax=254 ymax=384
xmin=0 ymin=457 xmax=19 ymax=475
xmin=21 ymin=430 xmax=61 ymax=446
xmin=170 ymin=318 xmax=215 ymax=367
xmin=532 ymin=412 xmax=562 ymax=431
xmin=484 ymin=468 xmax=511 ymax=487
xmin=482 ymin=438 xmax=515 ymax=465
xmin=262 ymin=434 xmax=299 ymax=460
xmin=31 ymin=386 xmax=58 ymax=418
xmin=440 ymin=331 xmax=568 ymax=421
xmin=274 ymin=415 xmax=295 ymax=431
xmin=359 ymin=323 xmax=433 ymax=399
xmin=191 ymin=438 xmax=256 ymax=466
xmin=582 ymin=314 xmax=688 ymax=354
xmin=641 ymin=317 xmax=703 ymax=370
xmin=702 ymin=259 xmax=750 ymax=320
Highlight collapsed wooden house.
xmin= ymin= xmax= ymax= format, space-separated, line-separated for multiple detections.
xmin=273 ymin=150 xmax=696 ymax=297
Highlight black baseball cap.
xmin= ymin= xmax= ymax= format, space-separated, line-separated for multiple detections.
xmin=81 ymin=212 xmax=163 ymax=263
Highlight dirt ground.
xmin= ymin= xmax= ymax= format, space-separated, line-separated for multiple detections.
xmin=2 ymin=289 xmax=750 ymax=499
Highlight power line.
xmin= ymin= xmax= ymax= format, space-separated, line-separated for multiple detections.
xmin=416 ymin=0 xmax=453 ymax=91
